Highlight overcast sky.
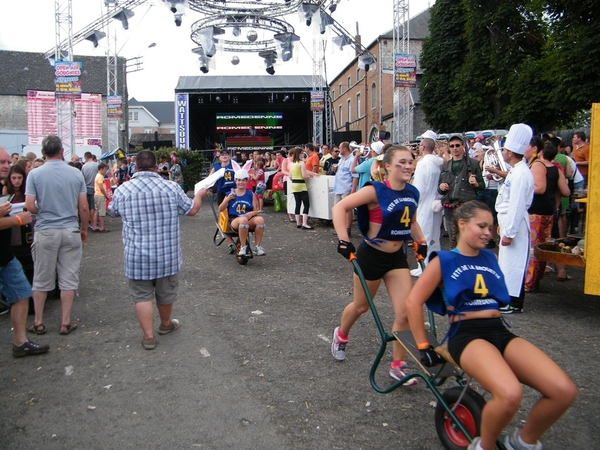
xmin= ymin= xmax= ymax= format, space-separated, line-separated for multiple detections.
xmin=0 ymin=0 xmax=433 ymax=101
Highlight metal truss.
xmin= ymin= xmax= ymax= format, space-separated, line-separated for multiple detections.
xmin=393 ymin=0 xmax=412 ymax=144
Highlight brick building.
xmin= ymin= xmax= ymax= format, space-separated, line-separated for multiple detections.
xmin=329 ymin=8 xmax=430 ymax=143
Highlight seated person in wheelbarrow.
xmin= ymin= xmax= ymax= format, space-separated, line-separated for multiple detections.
xmin=218 ymin=169 xmax=266 ymax=257
xmin=405 ymin=200 xmax=576 ymax=450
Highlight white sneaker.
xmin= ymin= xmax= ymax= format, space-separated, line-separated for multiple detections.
xmin=254 ymin=245 xmax=266 ymax=256
xmin=331 ymin=327 xmax=347 ymax=361
xmin=410 ymin=266 xmax=423 ymax=277
xmin=238 ymin=245 xmax=248 ymax=256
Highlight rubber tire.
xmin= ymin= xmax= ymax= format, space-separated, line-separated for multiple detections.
xmin=235 ymin=240 xmax=249 ymax=265
xmin=434 ymin=386 xmax=486 ymax=450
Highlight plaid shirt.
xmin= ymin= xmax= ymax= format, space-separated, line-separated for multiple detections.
xmin=109 ymin=171 xmax=193 ymax=280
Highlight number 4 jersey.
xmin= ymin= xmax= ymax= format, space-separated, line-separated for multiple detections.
xmin=357 ymin=180 xmax=419 ymax=244
xmin=228 ymin=190 xmax=254 ymax=218
xmin=432 ymin=249 xmax=511 ymax=314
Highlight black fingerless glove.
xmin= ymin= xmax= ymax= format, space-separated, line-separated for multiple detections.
xmin=337 ymin=240 xmax=356 ymax=260
xmin=419 ymin=346 xmax=443 ymax=367
xmin=417 ymin=243 xmax=428 ymax=259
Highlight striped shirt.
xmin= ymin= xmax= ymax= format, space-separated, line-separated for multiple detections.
xmin=109 ymin=171 xmax=193 ymax=280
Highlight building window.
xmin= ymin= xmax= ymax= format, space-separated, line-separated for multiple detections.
xmin=347 ymin=99 xmax=351 ymax=123
xmin=356 ymin=92 xmax=361 ymax=118
xmin=371 ymin=82 xmax=377 ymax=108
xmin=356 ymin=68 xmax=361 ymax=81
xmin=129 ymin=111 xmax=138 ymax=122
xmin=144 ymin=128 xmax=152 ymax=134
xmin=338 ymin=83 xmax=342 ymax=96
xmin=338 ymin=105 xmax=343 ymax=126
xmin=347 ymin=76 xmax=351 ymax=89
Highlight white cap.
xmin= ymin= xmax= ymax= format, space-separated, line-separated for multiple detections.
xmin=370 ymin=141 xmax=385 ymax=155
xmin=503 ymin=123 xmax=533 ymax=155
xmin=419 ymin=129 xmax=437 ymax=140
xmin=235 ymin=169 xmax=249 ymax=179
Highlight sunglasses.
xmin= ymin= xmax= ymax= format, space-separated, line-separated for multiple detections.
xmin=448 ymin=144 xmax=463 ymax=148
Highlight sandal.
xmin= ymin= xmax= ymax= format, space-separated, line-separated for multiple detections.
xmin=59 ymin=322 xmax=78 ymax=335
xmin=157 ymin=319 xmax=180 ymax=335
xmin=27 ymin=323 xmax=47 ymax=335
xmin=557 ymin=274 xmax=572 ymax=282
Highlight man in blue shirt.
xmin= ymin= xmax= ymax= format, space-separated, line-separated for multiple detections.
xmin=109 ymin=150 xmax=208 ymax=350
xmin=332 ymin=141 xmax=359 ymax=237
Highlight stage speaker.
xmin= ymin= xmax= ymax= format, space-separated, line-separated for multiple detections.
xmin=333 ymin=131 xmax=362 ymax=145
xmin=379 ymin=131 xmax=391 ymax=141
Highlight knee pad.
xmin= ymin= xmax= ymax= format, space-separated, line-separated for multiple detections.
xmin=239 ymin=224 xmax=250 ymax=229
xmin=256 ymin=224 xmax=265 ymax=229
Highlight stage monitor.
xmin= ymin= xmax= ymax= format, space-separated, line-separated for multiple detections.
xmin=216 ymin=112 xmax=283 ymax=150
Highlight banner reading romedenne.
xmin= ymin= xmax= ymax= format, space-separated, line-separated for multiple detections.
xmin=175 ymin=93 xmax=189 ymax=149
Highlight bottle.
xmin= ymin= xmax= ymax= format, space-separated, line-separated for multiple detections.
xmin=21 ymin=207 xmax=33 ymax=245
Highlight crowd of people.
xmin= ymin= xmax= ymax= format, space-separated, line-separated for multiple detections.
xmin=0 ymin=125 xmax=587 ymax=449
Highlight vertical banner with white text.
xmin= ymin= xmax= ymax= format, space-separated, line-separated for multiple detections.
xmin=175 ymin=93 xmax=189 ymax=149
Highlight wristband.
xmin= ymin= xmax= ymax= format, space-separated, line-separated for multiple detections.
xmin=16 ymin=215 xmax=23 ymax=226
xmin=417 ymin=342 xmax=430 ymax=350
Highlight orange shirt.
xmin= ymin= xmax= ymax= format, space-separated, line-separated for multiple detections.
xmin=573 ymin=143 xmax=589 ymax=177
xmin=305 ymin=153 xmax=320 ymax=173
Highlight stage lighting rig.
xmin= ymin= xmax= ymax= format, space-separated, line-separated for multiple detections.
xmin=259 ymin=49 xmax=277 ymax=75
xmin=299 ymin=2 xmax=319 ymax=26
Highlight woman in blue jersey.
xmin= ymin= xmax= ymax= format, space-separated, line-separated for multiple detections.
xmin=331 ymin=145 xmax=428 ymax=385
xmin=406 ymin=201 xmax=576 ymax=450
xmin=218 ymin=169 xmax=266 ymax=257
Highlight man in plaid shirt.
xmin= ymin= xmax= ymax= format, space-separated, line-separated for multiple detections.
xmin=109 ymin=150 xmax=208 ymax=350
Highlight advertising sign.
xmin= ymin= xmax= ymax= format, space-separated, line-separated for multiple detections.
xmin=107 ymin=95 xmax=123 ymax=118
xmin=310 ymin=90 xmax=325 ymax=112
xmin=175 ymin=93 xmax=189 ymax=149
xmin=394 ymin=54 xmax=417 ymax=88
xmin=27 ymin=90 xmax=102 ymax=146
xmin=54 ymin=60 xmax=82 ymax=97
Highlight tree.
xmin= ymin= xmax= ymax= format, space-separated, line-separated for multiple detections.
xmin=418 ymin=0 xmax=468 ymax=131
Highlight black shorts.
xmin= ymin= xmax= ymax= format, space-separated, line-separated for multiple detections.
xmin=448 ymin=318 xmax=518 ymax=366
xmin=356 ymin=241 xmax=409 ymax=280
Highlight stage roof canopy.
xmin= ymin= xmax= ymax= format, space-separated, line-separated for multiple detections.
xmin=175 ymin=75 xmax=325 ymax=93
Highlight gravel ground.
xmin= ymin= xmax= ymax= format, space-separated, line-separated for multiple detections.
xmin=1 ymin=200 xmax=598 ymax=449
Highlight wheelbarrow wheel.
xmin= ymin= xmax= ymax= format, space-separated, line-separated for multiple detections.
xmin=435 ymin=386 xmax=486 ymax=450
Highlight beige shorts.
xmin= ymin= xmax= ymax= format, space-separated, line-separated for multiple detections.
xmin=94 ymin=195 xmax=107 ymax=216
xmin=32 ymin=228 xmax=82 ymax=291
xmin=128 ymin=274 xmax=179 ymax=304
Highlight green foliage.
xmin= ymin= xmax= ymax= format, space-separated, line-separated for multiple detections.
xmin=419 ymin=0 xmax=468 ymax=131
xmin=419 ymin=0 xmax=600 ymax=131
xmin=153 ymin=148 xmax=207 ymax=193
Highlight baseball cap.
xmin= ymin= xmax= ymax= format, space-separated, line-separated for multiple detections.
xmin=235 ymin=169 xmax=249 ymax=179
xmin=448 ymin=133 xmax=465 ymax=143
xmin=370 ymin=141 xmax=385 ymax=155
xmin=219 ymin=149 xmax=230 ymax=155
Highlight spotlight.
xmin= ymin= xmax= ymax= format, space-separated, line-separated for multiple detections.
xmin=332 ymin=35 xmax=351 ymax=50
xmin=329 ymin=5 xmax=337 ymax=13
xmin=283 ymin=95 xmax=290 ymax=102
xmin=300 ymin=3 xmax=319 ymax=27
xmin=84 ymin=30 xmax=106 ymax=48
xmin=320 ymin=11 xmax=334 ymax=35
xmin=358 ymin=53 xmax=377 ymax=72
xmin=193 ymin=47 xmax=209 ymax=74
xmin=215 ymin=96 xmax=222 ymax=103
xmin=174 ymin=13 xmax=183 ymax=27
xmin=274 ymin=32 xmax=300 ymax=63
xmin=259 ymin=50 xmax=277 ymax=75
xmin=232 ymin=25 xmax=241 ymax=37
xmin=111 ymin=8 xmax=134 ymax=30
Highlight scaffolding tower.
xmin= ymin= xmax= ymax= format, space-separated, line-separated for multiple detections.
xmin=54 ymin=0 xmax=75 ymax=159
xmin=392 ymin=0 xmax=411 ymax=144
